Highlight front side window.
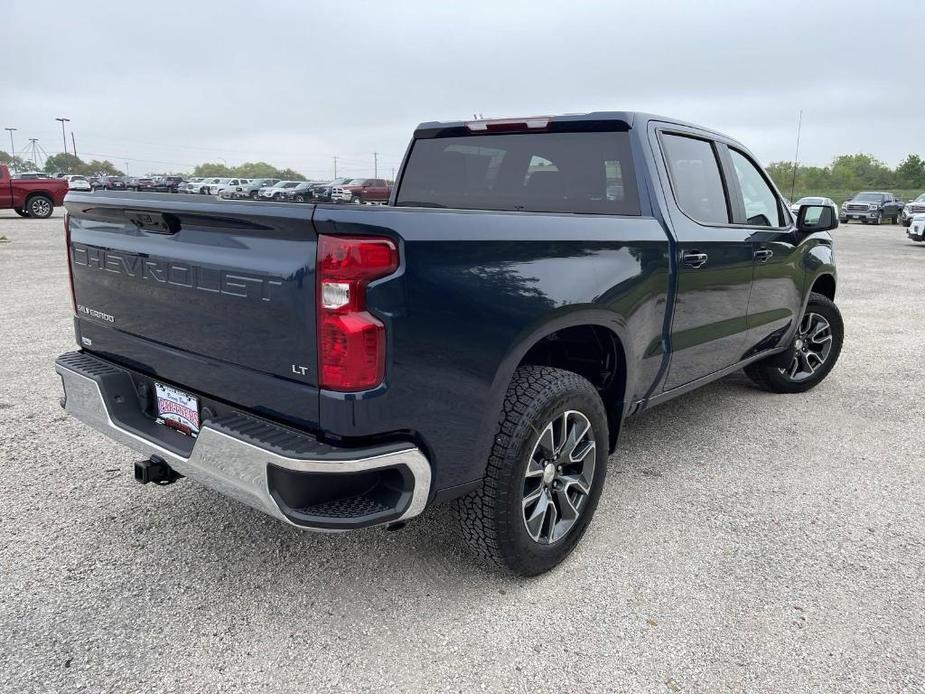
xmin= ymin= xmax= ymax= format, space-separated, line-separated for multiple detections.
xmin=728 ymin=149 xmax=781 ymax=227
xmin=660 ymin=133 xmax=729 ymax=225
xmin=397 ymin=131 xmax=640 ymax=215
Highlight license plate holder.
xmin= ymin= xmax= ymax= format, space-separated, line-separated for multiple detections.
xmin=154 ymin=382 xmax=200 ymax=437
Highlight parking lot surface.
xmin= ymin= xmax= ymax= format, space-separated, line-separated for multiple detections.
xmin=1 ymin=211 xmax=923 ymax=693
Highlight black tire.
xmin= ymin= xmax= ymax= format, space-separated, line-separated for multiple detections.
xmin=13 ymin=207 xmax=30 ymax=218
xmin=745 ymin=292 xmax=843 ymax=394
xmin=26 ymin=195 xmax=53 ymax=219
xmin=454 ymin=365 xmax=609 ymax=576
xmin=294 ymin=194 xmax=305 ymax=203
xmin=892 ymin=214 xmax=900 ymax=225
xmin=872 ymin=212 xmax=881 ymax=225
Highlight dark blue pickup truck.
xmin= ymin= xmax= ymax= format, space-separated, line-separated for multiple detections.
xmin=56 ymin=112 xmax=842 ymax=575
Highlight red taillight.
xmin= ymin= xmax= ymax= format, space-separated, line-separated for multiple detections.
xmin=317 ymin=235 xmax=398 ymax=391
xmin=64 ymin=212 xmax=76 ymax=314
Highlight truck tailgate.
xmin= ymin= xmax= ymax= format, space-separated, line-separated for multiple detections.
xmin=65 ymin=193 xmax=319 ymax=427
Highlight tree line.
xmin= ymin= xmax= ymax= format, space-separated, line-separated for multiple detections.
xmin=6 ymin=147 xmax=923 ymax=202
xmin=766 ymin=153 xmax=925 ymax=204
xmin=0 ymin=151 xmax=306 ymax=181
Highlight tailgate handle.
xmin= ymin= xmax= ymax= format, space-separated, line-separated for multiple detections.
xmin=127 ymin=210 xmax=181 ymax=235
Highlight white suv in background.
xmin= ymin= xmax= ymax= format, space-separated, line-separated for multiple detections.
xmin=207 ymin=178 xmax=250 ymax=196
xmin=64 ymin=175 xmax=91 ymax=192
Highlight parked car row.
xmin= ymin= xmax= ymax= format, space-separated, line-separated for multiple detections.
xmin=86 ymin=175 xmax=185 ymax=192
xmin=47 ymin=172 xmax=396 ymax=204
xmin=786 ymin=191 xmax=925 ymax=227
xmin=214 ymin=176 xmax=394 ymax=204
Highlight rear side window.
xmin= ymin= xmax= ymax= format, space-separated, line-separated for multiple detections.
xmin=396 ymin=131 xmax=640 ymax=215
xmin=660 ymin=133 xmax=729 ymax=225
xmin=728 ymin=149 xmax=782 ymax=227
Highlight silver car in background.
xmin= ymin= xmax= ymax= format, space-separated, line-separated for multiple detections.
xmin=790 ymin=196 xmax=837 ymax=220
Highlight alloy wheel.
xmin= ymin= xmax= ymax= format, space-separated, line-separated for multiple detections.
xmin=30 ymin=198 xmax=51 ymax=217
xmin=521 ymin=410 xmax=596 ymax=544
xmin=780 ymin=312 xmax=833 ymax=381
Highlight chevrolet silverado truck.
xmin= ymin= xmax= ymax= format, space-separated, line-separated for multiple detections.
xmin=55 ymin=112 xmax=843 ymax=575
xmin=0 ymin=164 xmax=68 ymax=218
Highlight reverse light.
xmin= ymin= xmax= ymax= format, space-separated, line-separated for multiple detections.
xmin=317 ymin=235 xmax=398 ymax=391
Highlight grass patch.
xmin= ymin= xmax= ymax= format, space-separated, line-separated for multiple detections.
xmin=0 ymin=235 xmax=8 ymax=243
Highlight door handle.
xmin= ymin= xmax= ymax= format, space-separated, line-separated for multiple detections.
xmin=753 ymin=249 xmax=774 ymax=263
xmin=681 ymin=251 xmax=708 ymax=269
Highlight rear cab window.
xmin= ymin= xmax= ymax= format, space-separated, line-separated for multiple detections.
xmin=396 ymin=131 xmax=640 ymax=215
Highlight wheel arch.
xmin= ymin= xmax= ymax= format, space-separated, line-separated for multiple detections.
xmin=479 ymin=310 xmax=633 ymax=458
xmin=810 ymin=272 xmax=836 ymax=301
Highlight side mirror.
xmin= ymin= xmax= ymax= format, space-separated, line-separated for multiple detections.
xmin=797 ymin=204 xmax=838 ymax=233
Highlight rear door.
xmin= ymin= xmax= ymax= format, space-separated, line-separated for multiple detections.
xmin=651 ymin=126 xmax=755 ymax=390
xmin=0 ymin=167 xmax=12 ymax=209
xmin=368 ymin=179 xmax=389 ymax=201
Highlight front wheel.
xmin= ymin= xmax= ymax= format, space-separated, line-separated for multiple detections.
xmin=745 ymin=292 xmax=843 ymax=394
xmin=872 ymin=212 xmax=882 ymax=225
xmin=454 ymin=366 xmax=609 ymax=576
xmin=13 ymin=207 xmax=30 ymax=218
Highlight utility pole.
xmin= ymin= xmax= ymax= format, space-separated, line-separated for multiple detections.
xmin=332 ymin=156 xmax=338 ymax=178
xmin=373 ymin=152 xmax=379 ymax=178
xmin=4 ymin=127 xmax=16 ymax=170
xmin=70 ymin=131 xmax=78 ymax=159
xmin=55 ymin=117 xmax=71 ymax=162
xmin=789 ymin=110 xmax=803 ymax=203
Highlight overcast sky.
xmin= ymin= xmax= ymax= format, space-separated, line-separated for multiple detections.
xmin=3 ymin=0 xmax=923 ymax=177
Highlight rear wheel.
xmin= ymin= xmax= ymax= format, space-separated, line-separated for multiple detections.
xmin=454 ymin=366 xmax=608 ymax=576
xmin=13 ymin=207 xmax=30 ymax=218
xmin=27 ymin=195 xmax=53 ymax=219
xmin=745 ymin=292 xmax=843 ymax=394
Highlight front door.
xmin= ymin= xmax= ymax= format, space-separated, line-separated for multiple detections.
xmin=721 ymin=146 xmax=804 ymax=357
xmin=653 ymin=128 xmax=755 ymax=390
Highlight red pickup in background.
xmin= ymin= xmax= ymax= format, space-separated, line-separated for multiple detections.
xmin=0 ymin=165 xmax=69 ymax=218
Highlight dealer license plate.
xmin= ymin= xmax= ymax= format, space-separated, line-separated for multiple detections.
xmin=155 ymin=382 xmax=200 ymax=437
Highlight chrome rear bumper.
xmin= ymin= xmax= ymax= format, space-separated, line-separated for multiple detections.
xmin=55 ymin=352 xmax=431 ymax=531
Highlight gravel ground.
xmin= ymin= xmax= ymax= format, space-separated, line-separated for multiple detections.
xmin=1 ymin=210 xmax=923 ymax=693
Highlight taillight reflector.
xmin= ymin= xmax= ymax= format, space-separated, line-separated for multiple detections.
xmin=317 ymin=235 xmax=398 ymax=391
